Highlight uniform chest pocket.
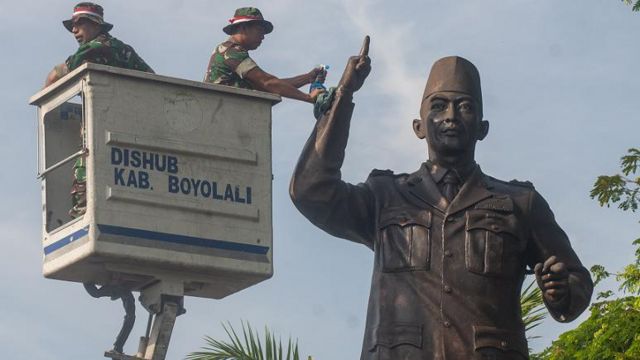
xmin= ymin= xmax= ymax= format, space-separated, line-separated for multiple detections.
xmin=378 ymin=208 xmax=432 ymax=272
xmin=465 ymin=209 xmax=521 ymax=277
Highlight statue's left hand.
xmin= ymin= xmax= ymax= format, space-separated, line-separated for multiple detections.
xmin=535 ymin=256 xmax=570 ymax=308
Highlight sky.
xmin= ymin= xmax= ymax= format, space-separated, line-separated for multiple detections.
xmin=1 ymin=0 xmax=639 ymax=359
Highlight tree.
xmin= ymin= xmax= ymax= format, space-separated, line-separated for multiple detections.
xmin=591 ymin=148 xmax=640 ymax=212
xmin=534 ymin=148 xmax=640 ymax=359
xmin=186 ymin=321 xmax=309 ymax=360
xmin=622 ymin=0 xmax=640 ymax=11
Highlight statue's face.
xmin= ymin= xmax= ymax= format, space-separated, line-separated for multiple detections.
xmin=415 ymin=91 xmax=488 ymax=155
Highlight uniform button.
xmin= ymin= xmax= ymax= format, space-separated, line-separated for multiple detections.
xmin=443 ymin=321 xmax=451 ymax=328
xmin=444 ymin=286 xmax=452 ymax=293
xmin=501 ymin=341 xmax=508 ymax=348
xmin=444 ymin=250 xmax=453 ymax=257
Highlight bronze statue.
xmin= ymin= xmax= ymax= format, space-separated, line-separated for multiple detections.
xmin=289 ymin=36 xmax=593 ymax=360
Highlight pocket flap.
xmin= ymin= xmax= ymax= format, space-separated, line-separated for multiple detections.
xmin=366 ymin=323 xmax=423 ymax=351
xmin=379 ymin=208 xmax=431 ymax=229
xmin=474 ymin=196 xmax=514 ymax=212
xmin=466 ymin=210 xmax=518 ymax=236
xmin=473 ymin=325 xmax=527 ymax=357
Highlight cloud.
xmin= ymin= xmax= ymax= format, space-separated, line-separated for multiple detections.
xmin=336 ymin=0 xmax=425 ymax=172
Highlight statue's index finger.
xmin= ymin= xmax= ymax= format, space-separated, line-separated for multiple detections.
xmin=542 ymin=255 xmax=558 ymax=273
xmin=359 ymin=35 xmax=370 ymax=57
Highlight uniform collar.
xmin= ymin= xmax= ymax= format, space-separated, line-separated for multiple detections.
xmin=425 ymin=160 xmax=477 ymax=184
xmin=403 ymin=163 xmax=492 ymax=214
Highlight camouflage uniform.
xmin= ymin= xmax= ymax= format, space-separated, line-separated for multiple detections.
xmin=69 ymin=157 xmax=87 ymax=218
xmin=204 ymin=40 xmax=258 ymax=89
xmin=65 ymin=33 xmax=153 ymax=218
xmin=66 ymin=33 xmax=154 ymax=73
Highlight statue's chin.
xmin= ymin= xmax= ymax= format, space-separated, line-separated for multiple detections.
xmin=429 ymin=143 xmax=469 ymax=157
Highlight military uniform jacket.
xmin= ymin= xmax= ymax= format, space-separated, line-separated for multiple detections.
xmin=66 ymin=34 xmax=154 ymax=73
xmin=289 ymin=90 xmax=593 ymax=360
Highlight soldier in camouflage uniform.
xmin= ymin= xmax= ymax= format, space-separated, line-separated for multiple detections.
xmin=204 ymin=7 xmax=324 ymax=103
xmin=69 ymin=156 xmax=87 ymax=218
xmin=64 ymin=34 xmax=153 ymax=74
xmin=45 ymin=2 xmax=153 ymax=87
xmin=45 ymin=3 xmax=154 ymax=218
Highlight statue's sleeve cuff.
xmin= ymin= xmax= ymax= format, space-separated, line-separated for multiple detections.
xmin=336 ymin=85 xmax=354 ymax=102
xmin=546 ymin=271 xmax=593 ymax=322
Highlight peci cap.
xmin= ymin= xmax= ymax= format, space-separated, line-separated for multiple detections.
xmin=423 ymin=56 xmax=482 ymax=113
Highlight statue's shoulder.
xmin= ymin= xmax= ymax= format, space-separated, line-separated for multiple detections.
xmin=507 ymin=178 xmax=535 ymax=189
xmin=367 ymin=169 xmax=408 ymax=189
xmin=369 ymin=168 xmax=396 ymax=177
xmin=368 ymin=168 xmax=410 ymax=179
xmin=484 ymin=174 xmax=535 ymax=191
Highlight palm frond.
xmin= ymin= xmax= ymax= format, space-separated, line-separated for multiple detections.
xmin=521 ymin=279 xmax=547 ymax=338
xmin=186 ymin=322 xmax=303 ymax=360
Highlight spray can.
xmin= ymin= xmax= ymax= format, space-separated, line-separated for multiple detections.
xmin=309 ymin=64 xmax=330 ymax=92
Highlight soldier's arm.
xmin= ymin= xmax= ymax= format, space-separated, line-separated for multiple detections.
xmin=526 ymin=190 xmax=593 ymax=322
xmin=244 ymin=67 xmax=321 ymax=103
xmin=45 ymin=39 xmax=112 ymax=88
xmin=64 ymin=39 xmax=116 ymax=72
xmin=280 ymin=67 xmax=324 ymax=88
xmin=124 ymin=45 xmax=154 ymax=74
xmin=289 ymin=36 xmax=375 ymax=247
xmin=130 ymin=52 xmax=154 ymax=73
xmin=44 ymin=63 xmax=70 ymax=87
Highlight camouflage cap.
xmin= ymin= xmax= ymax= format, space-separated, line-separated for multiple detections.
xmin=223 ymin=7 xmax=273 ymax=35
xmin=423 ymin=56 xmax=482 ymax=113
xmin=63 ymin=2 xmax=113 ymax=33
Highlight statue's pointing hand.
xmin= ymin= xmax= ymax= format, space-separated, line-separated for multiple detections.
xmin=339 ymin=35 xmax=371 ymax=92
xmin=535 ymin=256 xmax=570 ymax=308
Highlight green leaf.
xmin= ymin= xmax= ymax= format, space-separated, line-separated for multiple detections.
xmin=590 ymin=148 xmax=640 ymax=212
xmin=591 ymin=264 xmax=612 ymax=286
xmin=186 ymin=322 xmax=303 ymax=360
xmin=597 ymin=290 xmax=614 ymax=300
xmin=621 ymin=148 xmax=640 ymax=175
xmin=520 ymin=279 xmax=547 ymax=347
xmin=622 ymin=0 xmax=640 ymax=11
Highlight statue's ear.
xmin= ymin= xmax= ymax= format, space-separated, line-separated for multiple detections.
xmin=413 ymin=118 xmax=426 ymax=139
xmin=478 ymin=119 xmax=489 ymax=141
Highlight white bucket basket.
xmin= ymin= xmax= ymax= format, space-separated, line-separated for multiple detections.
xmin=30 ymin=64 xmax=280 ymax=299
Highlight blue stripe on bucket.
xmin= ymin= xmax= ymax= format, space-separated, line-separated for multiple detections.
xmin=44 ymin=225 xmax=90 ymax=255
xmin=97 ymin=224 xmax=270 ymax=255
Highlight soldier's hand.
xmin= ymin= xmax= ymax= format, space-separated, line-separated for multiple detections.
xmin=308 ymin=66 xmax=326 ymax=84
xmin=44 ymin=63 xmax=70 ymax=87
xmin=534 ymin=256 xmax=570 ymax=307
xmin=338 ymin=35 xmax=371 ymax=92
xmin=309 ymin=87 xmax=326 ymax=103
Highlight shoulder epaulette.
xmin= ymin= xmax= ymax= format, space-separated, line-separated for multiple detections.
xmin=508 ymin=179 xmax=535 ymax=188
xmin=369 ymin=169 xmax=395 ymax=177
